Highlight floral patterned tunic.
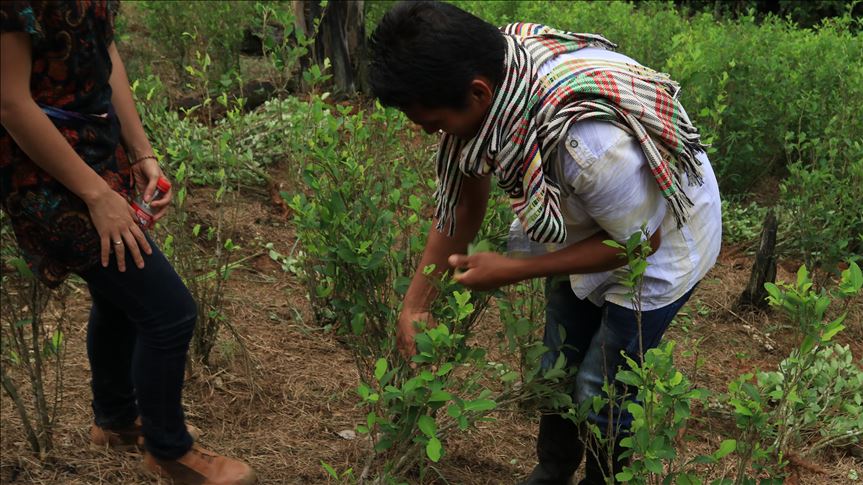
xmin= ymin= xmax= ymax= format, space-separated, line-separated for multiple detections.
xmin=1 ymin=0 xmax=132 ymax=287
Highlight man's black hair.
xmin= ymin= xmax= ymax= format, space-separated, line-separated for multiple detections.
xmin=368 ymin=1 xmax=505 ymax=110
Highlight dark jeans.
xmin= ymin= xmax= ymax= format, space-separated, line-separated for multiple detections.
xmin=533 ymin=277 xmax=694 ymax=484
xmin=78 ymin=238 xmax=196 ymax=460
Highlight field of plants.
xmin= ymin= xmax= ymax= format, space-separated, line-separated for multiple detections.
xmin=1 ymin=1 xmax=861 ymax=484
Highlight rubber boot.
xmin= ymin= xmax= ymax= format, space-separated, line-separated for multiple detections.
xmin=520 ymin=414 xmax=585 ymax=485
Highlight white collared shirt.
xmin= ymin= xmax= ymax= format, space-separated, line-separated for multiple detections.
xmin=507 ymin=48 xmax=722 ymax=310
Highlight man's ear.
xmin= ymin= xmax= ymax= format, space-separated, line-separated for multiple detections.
xmin=469 ymin=76 xmax=494 ymax=109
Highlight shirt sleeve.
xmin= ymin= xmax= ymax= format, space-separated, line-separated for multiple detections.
xmin=0 ymin=1 xmax=42 ymax=40
xmin=559 ymin=122 xmax=666 ymax=243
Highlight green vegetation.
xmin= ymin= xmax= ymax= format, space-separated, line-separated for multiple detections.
xmin=2 ymin=1 xmax=860 ymax=483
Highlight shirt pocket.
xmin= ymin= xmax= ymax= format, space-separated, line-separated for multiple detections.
xmin=555 ymin=130 xmax=596 ymax=199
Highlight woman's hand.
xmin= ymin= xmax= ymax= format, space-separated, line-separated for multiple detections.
xmin=131 ymin=157 xmax=172 ymax=222
xmin=85 ymin=185 xmax=151 ymax=271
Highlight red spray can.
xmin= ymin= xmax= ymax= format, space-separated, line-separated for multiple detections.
xmin=130 ymin=176 xmax=171 ymax=229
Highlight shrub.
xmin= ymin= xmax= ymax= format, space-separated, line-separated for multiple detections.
xmin=137 ymin=0 xmax=259 ymax=84
xmin=727 ymin=262 xmax=862 ymax=481
xmin=0 ymin=215 xmax=69 ymax=454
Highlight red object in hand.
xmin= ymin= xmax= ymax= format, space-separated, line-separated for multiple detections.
xmin=130 ymin=176 xmax=171 ymax=229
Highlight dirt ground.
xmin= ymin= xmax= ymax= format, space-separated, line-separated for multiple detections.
xmin=1 ymin=164 xmax=861 ymax=484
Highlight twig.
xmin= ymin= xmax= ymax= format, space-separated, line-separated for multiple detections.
xmin=809 ymin=429 xmax=863 ymax=454
xmin=1 ymin=367 xmax=39 ymax=452
xmin=703 ymin=300 xmax=777 ymax=351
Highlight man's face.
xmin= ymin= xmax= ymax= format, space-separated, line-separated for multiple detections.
xmin=403 ymin=103 xmax=487 ymax=140
xmin=402 ymin=77 xmax=495 ymax=141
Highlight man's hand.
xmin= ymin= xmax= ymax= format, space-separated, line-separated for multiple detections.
xmin=448 ymin=252 xmax=524 ymax=291
xmin=397 ymin=310 xmax=434 ymax=359
xmin=130 ymin=157 xmax=172 ymax=222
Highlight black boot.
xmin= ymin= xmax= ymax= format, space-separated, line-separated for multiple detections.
xmin=578 ymin=433 xmax=629 ymax=485
xmin=520 ymin=414 xmax=584 ymax=485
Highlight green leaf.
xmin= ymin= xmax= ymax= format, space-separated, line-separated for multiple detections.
xmin=463 ymin=399 xmax=496 ymax=413
xmin=436 ymin=363 xmax=454 ymax=376
xmin=689 ymin=455 xmax=718 ymax=465
xmin=604 ymin=239 xmax=625 ymax=250
xmin=501 ymin=371 xmax=519 ymax=382
xmin=730 ymin=399 xmax=753 ymax=417
xmin=417 ymin=415 xmax=436 ymax=438
xmin=426 ymin=436 xmax=442 ymax=462
xmin=764 ymin=282 xmax=781 ymax=301
xmin=822 ymin=317 xmax=846 ymax=341
xmin=645 ymin=458 xmax=664 ymax=474
xmin=674 ymin=400 xmax=691 ymax=421
xmin=714 ymin=439 xmax=736 ymax=459
xmin=616 ymin=370 xmax=642 ymax=386
xmin=842 ymin=261 xmax=862 ymax=292
xmin=429 ymin=390 xmax=453 ymax=402
xmin=321 ymin=461 xmax=339 ymax=479
xmin=447 ymin=404 xmax=462 ymax=418
xmin=374 ymin=437 xmax=394 ymax=452
xmin=677 ymin=473 xmax=703 ymax=485
xmin=454 ymin=290 xmax=471 ymax=307
xmin=8 ymin=258 xmax=34 ymax=279
xmin=796 ymin=265 xmax=810 ymax=289
xmin=468 ymin=239 xmax=492 ymax=255
xmin=543 ymin=368 xmax=567 ymax=380
xmin=615 ymin=470 xmax=634 ymax=482
xmin=51 ymin=329 xmax=63 ymax=352
xmin=374 ymin=358 xmax=388 ymax=381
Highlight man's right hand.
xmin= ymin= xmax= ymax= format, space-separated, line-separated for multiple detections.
xmin=397 ymin=310 xmax=434 ymax=359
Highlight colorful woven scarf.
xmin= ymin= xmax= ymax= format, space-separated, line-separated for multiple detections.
xmin=434 ymin=23 xmax=706 ymax=243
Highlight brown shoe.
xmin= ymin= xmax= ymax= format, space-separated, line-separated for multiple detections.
xmin=143 ymin=444 xmax=257 ymax=485
xmin=91 ymin=417 xmax=202 ymax=452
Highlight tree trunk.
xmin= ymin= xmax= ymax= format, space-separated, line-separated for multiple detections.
xmin=737 ymin=209 xmax=778 ymax=310
xmin=293 ymin=0 xmax=366 ymax=96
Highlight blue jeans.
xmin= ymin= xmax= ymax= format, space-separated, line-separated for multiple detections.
xmin=542 ymin=277 xmax=694 ymax=435
xmin=78 ymin=238 xmax=196 ymax=460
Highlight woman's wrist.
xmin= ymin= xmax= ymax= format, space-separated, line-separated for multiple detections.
xmin=130 ymin=154 xmax=158 ymax=165
xmin=78 ymin=176 xmax=112 ymax=206
xmin=123 ymin=144 xmax=156 ymax=165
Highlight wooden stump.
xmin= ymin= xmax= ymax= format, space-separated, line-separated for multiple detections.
xmin=737 ymin=209 xmax=778 ymax=310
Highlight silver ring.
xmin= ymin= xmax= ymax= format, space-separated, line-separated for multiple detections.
xmin=113 ymin=240 xmax=123 ymax=245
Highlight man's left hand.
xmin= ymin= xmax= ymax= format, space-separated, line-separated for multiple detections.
xmin=448 ymin=252 xmax=523 ymax=291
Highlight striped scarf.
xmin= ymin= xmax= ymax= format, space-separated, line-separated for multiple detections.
xmin=434 ymin=23 xmax=706 ymax=243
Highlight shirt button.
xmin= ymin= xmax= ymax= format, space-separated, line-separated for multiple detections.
xmin=569 ymin=139 xmax=579 ymax=148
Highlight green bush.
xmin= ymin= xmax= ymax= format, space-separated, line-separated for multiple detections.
xmin=779 ymin=129 xmax=863 ymax=271
xmin=727 ymin=262 xmax=862 ymax=481
xmin=137 ymin=0 xmax=259 ymax=84
xmin=722 ymin=199 xmax=768 ymax=246
xmin=449 ymin=1 xmax=863 ymax=196
xmin=758 ymin=343 xmax=863 ymax=453
xmin=282 ymin=79 xmax=577 ymax=479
